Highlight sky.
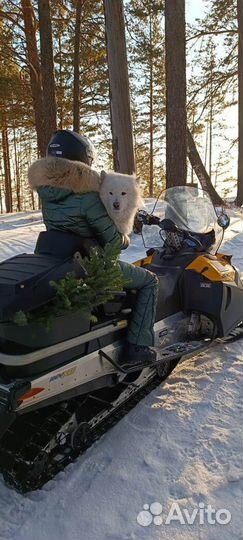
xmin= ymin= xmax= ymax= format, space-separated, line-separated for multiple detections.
xmin=186 ymin=0 xmax=206 ymax=24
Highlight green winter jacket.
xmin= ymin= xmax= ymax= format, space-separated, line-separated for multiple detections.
xmin=28 ymin=157 xmax=127 ymax=250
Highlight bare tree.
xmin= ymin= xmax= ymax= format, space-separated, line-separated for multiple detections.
xmin=103 ymin=0 xmax=135 ymax=174
xmin=165 ymin=0 xmax=187 ymax=187
xmin=187 ymin=128 xmax=223 ymax=205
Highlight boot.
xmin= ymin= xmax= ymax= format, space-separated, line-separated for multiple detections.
xmin=120 ymin=342 xmax=157 ymax=370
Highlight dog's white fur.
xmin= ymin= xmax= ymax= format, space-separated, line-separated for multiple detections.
xmin=100 ymin=170 xmax=143 ymax=234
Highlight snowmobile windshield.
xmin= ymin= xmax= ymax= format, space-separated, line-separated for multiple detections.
xmin=143 ymin=186 xmax=224 ymax=253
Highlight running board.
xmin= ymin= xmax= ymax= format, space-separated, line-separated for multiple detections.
xmin=105 ymin=340 xmax=211 ymax=374
xmin=156 ymin=340 xmax=211 ymax=362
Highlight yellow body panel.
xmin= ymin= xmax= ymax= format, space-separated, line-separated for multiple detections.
xmin=186 ymin=254 xmax=235 ymax=282
xmin=116 ymin=320 xmax=128 ymax=329
xmin=133 ymin=255 xmax=153 ymax=267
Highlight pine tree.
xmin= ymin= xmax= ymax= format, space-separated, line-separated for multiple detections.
xmin=126 ymin=0 xmax=165 ymax=194
xmin=0 ymin=14 xmax=34 ymax=211
xmin=37 ymin=0 xmax=57 ymax=140
xmin=165 ymin=0 xmax=187 ymax=188
xmin=237 ymin=0 xmax=243 ymax=204
xmin=73 ymin=0 xmax=83 ymax=132
xmin=187 ymin=0 xmax=239 ymax=202
xmin=103 ymin=0 xmax=135 ymax=174
xmin=21 ymin=0 xmax=46 ymax=156
xmin=0 ymin=0 xmax=112 ymax=210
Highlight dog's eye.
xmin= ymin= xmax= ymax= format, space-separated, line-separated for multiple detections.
xmin=109 ymin=192 xmax=113 ymax=195
xmin=121 ymin=192 xmax=127 ymax=196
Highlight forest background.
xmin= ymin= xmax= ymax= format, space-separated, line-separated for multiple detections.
xmin=0 ymin=0 xmax=241 ymax=212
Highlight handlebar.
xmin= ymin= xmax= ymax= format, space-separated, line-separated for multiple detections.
xmin=134 ymin=209 xmax=216 ymax=253
xmin=135 ymin=210 xmax=174 ymax=229
xmin=134 ymin=210 xmax=161 ymax=232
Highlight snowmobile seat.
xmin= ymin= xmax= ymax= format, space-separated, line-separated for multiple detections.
xmin=35 ymin=230 xmax=99 ymax=258
xmin=0 ymin=231 xmax=98 ymax=322
xmin=0 ymin=252 xmax=85 ymax=321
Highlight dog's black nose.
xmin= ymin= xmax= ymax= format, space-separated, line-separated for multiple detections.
xmin=113 ymin=202 xmax=120 ymax=210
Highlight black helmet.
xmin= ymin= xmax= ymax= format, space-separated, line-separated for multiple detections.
xmin=47 ymin=129 xmax=94 ymax=166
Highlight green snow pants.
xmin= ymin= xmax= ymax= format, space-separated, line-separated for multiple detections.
xmin=119 ymin=261 xmax=159 ymax=347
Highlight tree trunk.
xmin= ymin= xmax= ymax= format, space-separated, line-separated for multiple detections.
xmin=38 ymin=0 xmax=57 ymax=143
xmin=187 ymin=128 xmax=223 ymax=206
xmin=58 ymin=34 xmax=64 ymax=129
xmin=13 ymin=124 xmax=21 ymax=212
xmin=208 ymin=45 xmax=214 ymax=183
xmin=0 ymin=156 xmax=4 ymax=213
xmin=209 ymin=94 xmax=213 ymax=182
xmin=2 ymin=127 xmax=12 ymax=213
xmin=190 ymin=110 xmax=195 ymax=183
xmin=21 ymin=0 xmax=46 ymax=157
xmin=165 ymin=0 xmax=187 ymax=187
xmin=149 ymin=13 xmax=154 ymax=197
xmin=103 ymin=0 xmax=136 ymax=174
xmin=73 ymin=0 xmax=83 ymax=132
xmin=237 ymin=0 xmax=243 ymax=205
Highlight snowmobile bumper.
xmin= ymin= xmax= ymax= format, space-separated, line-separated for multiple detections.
xmin=0 ymin=380 xmax=30 ymax=439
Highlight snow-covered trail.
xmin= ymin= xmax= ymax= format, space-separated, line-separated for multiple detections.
xmin=0 ymin=211 xmax=43 ymax=263
xmin=0 ymin=209 xmax=242 ymax=540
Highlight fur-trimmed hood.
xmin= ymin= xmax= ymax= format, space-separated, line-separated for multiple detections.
xmin=28 ymin=157 xmax=101 ymax=196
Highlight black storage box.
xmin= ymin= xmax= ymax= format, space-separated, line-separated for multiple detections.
xmin=0 ymin=311 xmax=90 ymax=349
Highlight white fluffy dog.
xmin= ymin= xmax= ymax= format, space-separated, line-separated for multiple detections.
xmin=100 ymin=170 xmax=143 ymax=235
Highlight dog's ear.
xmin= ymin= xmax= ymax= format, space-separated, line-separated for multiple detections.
xmin=100 ymin=170 xmax=107 ymax=183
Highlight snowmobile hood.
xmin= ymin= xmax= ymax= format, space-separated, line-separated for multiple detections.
xmin=28 ymin=157 xmax=101 ymax=202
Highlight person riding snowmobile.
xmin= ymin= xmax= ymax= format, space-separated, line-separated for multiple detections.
xmin=28 ymin=129 xmax=159 ymax=368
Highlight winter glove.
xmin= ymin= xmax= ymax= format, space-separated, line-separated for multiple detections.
xmin=122 ymin=234 xmax=130 ymax=249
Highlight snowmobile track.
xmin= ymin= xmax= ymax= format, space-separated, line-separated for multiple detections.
xmin=0 ymin=371 xmax=161 ymax=492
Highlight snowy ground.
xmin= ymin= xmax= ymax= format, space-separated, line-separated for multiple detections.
xmin=0 ymin=209 xmax=242 ymax=540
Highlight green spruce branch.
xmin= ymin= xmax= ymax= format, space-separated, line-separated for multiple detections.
xmin=13 ymin=242 xmax=126 ymax=330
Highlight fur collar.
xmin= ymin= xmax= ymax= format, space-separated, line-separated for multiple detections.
xmin=28 ymin=157 xmax=101 ymax=194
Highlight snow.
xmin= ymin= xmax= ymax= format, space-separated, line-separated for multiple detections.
xmin=0 ymin=208 xmax=243 ymax=540
xmin=0 ymin=211 xmax=44 ymax=263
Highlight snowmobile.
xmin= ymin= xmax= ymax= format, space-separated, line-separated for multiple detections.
xmin=0 ymin=185 xmax=242 ymax=492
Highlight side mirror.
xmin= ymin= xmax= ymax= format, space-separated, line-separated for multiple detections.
xmin=217 ymin=213 xmax=230 ymax=230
